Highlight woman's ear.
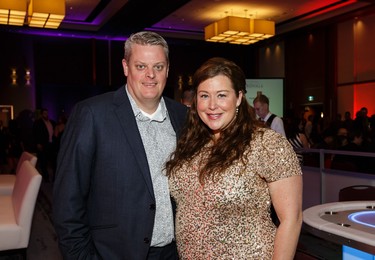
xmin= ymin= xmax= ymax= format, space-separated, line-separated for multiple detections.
xmin=237 ymin=91 xmax=244 ymax=107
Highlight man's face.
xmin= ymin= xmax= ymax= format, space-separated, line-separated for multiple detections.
xmin=253 ymin=101 xmax=269 ymax=119
xmin=122 ymin=44 xmax=169 ymax=112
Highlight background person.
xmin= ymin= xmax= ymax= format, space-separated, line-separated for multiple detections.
xmin=180 ymin=87 xmax=194 ymax=108
xmin=253 ymin=94 xmax=286 ymax=136
xmin=0 ymin=120 xmax=7 ymax=170
xmin=166 ymin=57 xmax=302 ymax=259
xmin=33 ymin=108 xmax=55 ymax=181
xmin=53 ymin=31 xmax=187 ymax=260
xmin=285 ymin=116 xmax=310 ymax=165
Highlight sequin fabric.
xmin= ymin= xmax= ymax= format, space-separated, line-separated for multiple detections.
xmin=169 ymin=128 xmax=302 ymax=259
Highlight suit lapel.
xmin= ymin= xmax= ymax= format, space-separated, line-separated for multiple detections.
xmin=164 ymin=98 xmax=184 ymax=139
xmin=112 ymin=87 xmax=155 ymax=200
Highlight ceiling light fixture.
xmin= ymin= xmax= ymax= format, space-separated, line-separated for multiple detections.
xmin=28 ymin=0 xmax=65 ymax=29
xmin=0 ymin=0 xmax=27 ymax=26
xmin=0 ymin=0 xmax=65 ymax=29
xmin=204 ymin=16 xmax=275 ymax=45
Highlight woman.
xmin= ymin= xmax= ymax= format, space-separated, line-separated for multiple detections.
xmin=166 ymin=57 xmax=302 ymax=259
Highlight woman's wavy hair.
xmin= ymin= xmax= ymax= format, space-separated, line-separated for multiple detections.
xmin=166 ymin=57 xmax=261 ymax=183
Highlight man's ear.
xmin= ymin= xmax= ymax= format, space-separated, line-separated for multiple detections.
xmin=122 ymin=59 xmax=129 ymax=76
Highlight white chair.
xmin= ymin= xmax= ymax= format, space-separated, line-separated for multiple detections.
xmin=0 ymin=151 xmax=37 ymax=195
xmin=0 ymin=160 xmax=42 ymax=255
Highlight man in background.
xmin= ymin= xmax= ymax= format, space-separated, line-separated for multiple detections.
xmin=181 ymin=87 xmax=194 ymax=108
xmin=253 ymin=94 xmax=285 ymax=136
xmin=33 ymin=108 xmax=55 ymax=181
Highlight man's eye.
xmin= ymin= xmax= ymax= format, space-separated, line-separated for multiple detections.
xmin=136 ymin=65 xmax=146 ymax=70
xmin=154 ymin=65 xmax=164 ymax=71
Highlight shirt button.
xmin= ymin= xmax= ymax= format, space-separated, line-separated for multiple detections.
xmin=144 ymin=237 xmax=150 ymax=244
xmin=149 ymin=203 xmax=156 ymax=210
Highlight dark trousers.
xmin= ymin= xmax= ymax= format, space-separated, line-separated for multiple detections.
xmin=147 ymin=241 xmax=178 ymax=260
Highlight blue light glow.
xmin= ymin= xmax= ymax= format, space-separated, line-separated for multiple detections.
xmin=343 ymin=245 xmax=374 ymax=260
xmin=348 ymin=211 xmax=375 ymax=228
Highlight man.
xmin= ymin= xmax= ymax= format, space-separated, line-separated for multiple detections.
xmin=181 ymin=87 xmax=194 ymax=108
xmin=253 ymin=94 xmax=286 ymax=136
xmin=53 ymin=31 xmax=187 ymax=260
xmin=33 ymin=108 xmax=55 ymax=181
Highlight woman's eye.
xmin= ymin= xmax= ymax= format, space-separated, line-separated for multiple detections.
xmin=199 ymin=94 xmax=208 ymax=99
xmin=218 ymin=94 xmax=226 ymax=98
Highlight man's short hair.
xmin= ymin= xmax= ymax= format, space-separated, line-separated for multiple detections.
xmin=253 ymin=94 xmax=269 ymax=105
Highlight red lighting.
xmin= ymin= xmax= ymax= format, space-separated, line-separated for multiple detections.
xmin=353 ymin=83 xmax=375 ymax=116
xmin=296 ymin=0 xmax=358 ymax=20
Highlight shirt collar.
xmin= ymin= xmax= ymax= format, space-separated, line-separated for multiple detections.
xmin=126 ymin=85 xmax=167 ymax=122
xmin=263 ymin=112 xmax=272 ymax=121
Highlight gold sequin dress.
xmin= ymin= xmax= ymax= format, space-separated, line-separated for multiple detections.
xmin=169 ymin=129 xmax=302 ymax=259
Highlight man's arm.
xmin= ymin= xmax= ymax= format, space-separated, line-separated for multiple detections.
xmin=53 ymin=103 xmax=99 ymax=259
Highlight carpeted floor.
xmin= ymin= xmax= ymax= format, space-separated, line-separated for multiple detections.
xmin=0 ymin=181 xmax=342 ymax=260
xmin=26 ymin=183 xmax=63 ymax=260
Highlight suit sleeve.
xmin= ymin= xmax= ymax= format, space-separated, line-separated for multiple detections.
xmin=52 ymin=102 xmax=100 ymax=259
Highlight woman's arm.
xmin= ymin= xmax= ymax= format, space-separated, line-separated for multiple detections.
xmin=269 ymin=175 xmax=303 ymax=260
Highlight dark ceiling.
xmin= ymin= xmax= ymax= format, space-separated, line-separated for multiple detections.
xmin=2 ymin=0 xmax=375 ymax=41
xmin=97 ymin=0 xmax=191 ymax=36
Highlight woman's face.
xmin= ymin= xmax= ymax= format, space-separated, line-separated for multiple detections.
xmin=196 ymin=75 xmax=242 ymax=140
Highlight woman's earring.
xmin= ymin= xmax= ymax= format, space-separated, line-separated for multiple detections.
xmin=236 ymin=107 xmax=239 ymax=115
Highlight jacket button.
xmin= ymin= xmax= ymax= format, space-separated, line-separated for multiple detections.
xmin=144 ymin=237 xmax=150 ymax=244
xmin=149 ymin=203 xmax=156 ymax=210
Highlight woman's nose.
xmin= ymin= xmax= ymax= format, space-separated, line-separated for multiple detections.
xmin=208 ymin=98 xmax=217 ymax=110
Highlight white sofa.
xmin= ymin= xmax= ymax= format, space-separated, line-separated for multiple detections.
xmin=0 ymin=151 xmax=38 ymax=195
xmin=0 ymin=160 xmax=42 ymax=253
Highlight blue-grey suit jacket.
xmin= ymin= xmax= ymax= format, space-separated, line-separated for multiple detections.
xmin=53 ymin=86 xmax=187 ymax=260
